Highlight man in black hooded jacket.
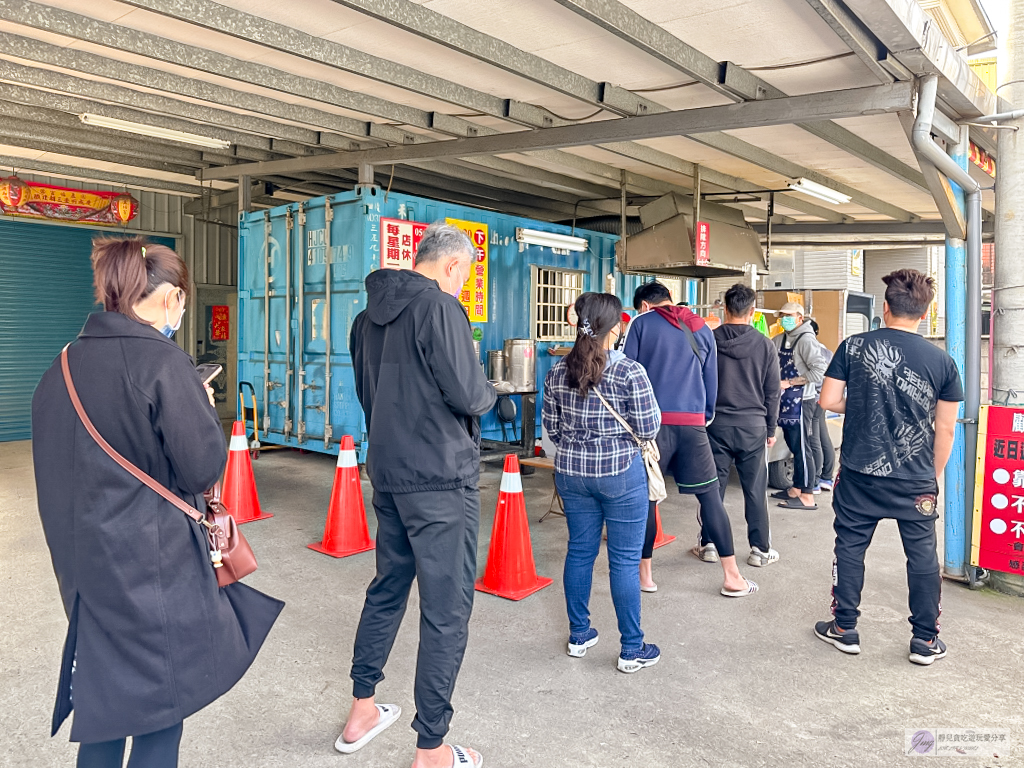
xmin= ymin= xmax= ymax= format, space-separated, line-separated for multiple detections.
xmin=338 ymin=222 xmax=496 ymax=768
xmin=705 ymin=284 xmax=782 ymax=567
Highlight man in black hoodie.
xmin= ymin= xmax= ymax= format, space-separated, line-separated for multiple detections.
xmin=706 ymin=284 xmax=783 ymax=567
xmin=338 ymin=222 xmax=496 ymax=768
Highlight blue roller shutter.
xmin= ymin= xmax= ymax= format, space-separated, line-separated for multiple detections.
xmin=0 ymin=219 xmax=174 ymax=441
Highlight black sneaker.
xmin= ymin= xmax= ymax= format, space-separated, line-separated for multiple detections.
xmin=814 ymin=619 xmax=861 ymax=654
xmin=909 ymin=636 xmax=947 ymax=666
xmin=617 ymin=642 xmax=661 ymax=673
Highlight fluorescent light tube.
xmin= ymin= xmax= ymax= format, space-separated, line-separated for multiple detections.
xmin=787 ymin=178 xmax=851 ymax=205
xmin=515 ymin=227 xmax=589 ymax=252
xmin=79 ymin=113 xmax=232 ymax=149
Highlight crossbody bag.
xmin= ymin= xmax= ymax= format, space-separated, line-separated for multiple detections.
xmin=60 ymin=344 xmax=257 ymax=587
xmin=592 ymin=387 xmax=668 ymax=503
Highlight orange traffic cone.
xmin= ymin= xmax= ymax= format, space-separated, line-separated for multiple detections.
xmin=653 ymin=504 xmax=675 ymax=549
xmin=222 ymin=421 xmax=273 ymax=524
xmin=308 ymin=436 xmax=375 ymax=558
xmin=476 ymin=454 xmax=553 ymax=601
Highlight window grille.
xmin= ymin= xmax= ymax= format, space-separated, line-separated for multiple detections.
xmin=533 ymin=266 xmax=585 ymax=341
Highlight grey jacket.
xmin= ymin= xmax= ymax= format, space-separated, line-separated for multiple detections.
xmin=773 ymin=320 xmax=827 ymax=400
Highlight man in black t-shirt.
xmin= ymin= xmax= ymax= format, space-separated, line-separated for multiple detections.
xmin=815 ymin=269 xmax=962 ymax=666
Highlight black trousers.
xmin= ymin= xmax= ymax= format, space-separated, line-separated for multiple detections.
xmin=706 ymin=423 xmax=770 ymax=552
xmin=831 ymin=470 xmax=942 ymax=640
xmin=77 ymin=722 xmax=182 ymax=768
xmin=780 ymin=401 xmax=820 ymax=493
xmin=350 ymin=486 xmax=480 ymax=750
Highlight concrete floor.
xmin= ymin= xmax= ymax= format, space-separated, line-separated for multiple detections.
xmin=2 ymin=439 xmax=1022 ymax=768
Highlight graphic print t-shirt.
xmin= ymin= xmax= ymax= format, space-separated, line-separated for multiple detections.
xmin=826 ymin=329 xmax=963 ymax=480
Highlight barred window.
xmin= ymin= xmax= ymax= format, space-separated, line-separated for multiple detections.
xmin=533 ymin=266 xmax=585 ymax=341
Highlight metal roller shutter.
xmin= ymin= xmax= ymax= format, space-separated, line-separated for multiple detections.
xmin=0 ymin=219 xmax=173 ymax=441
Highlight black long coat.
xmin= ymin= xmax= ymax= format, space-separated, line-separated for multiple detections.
xmin=31 ymin=312 xmax=283 ymax=743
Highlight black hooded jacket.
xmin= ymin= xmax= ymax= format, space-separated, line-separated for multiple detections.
xmin=351 ymin=269 xmax=496 ymax=493
xmin=712 ymin=323 xmax=782 ymax=431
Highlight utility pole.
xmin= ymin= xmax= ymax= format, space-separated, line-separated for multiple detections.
xmin=992 ymin=0 xmax=1024 ymax=596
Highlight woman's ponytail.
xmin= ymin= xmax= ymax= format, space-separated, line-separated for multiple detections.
xmin=564 ymin=292 xmax=623 ymax=396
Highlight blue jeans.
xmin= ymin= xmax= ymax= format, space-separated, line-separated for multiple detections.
xmin=556 ymin=455 xmax=648 ymax=653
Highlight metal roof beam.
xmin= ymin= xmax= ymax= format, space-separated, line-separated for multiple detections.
xmin=0 ymin=31 xmax=372 ymax=143
xmin=0 ymin=154 xmax=208 ymax=195
xmin=0 ymin=80 xmax=275 ymax=152
xmin=0 ymin=57 xmax=325 ymax=147
xmin=551 ymin=0 xmax=928 ymax=193
xmin=801 ymin=0 xmax=896 ymax=84
xmin=0 ymin=0 xmax=435 ymax=131
xmin=325 ymin=0 xmax=666 ymax=116
xmin=198 ymin=83 xmax=914 ymax=179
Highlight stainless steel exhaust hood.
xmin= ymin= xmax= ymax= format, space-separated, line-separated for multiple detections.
xmin=616 ymin=193 xmax=766 ymax=278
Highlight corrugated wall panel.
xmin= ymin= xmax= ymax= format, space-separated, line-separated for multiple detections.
xmin=0 ymin=219 xmax=174 ymax=441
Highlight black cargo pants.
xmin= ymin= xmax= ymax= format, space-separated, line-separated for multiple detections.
xmin=706 ymin=423 xmax=771 ymax=552
xmin=350 ymin=485 xmax=480 ymax=749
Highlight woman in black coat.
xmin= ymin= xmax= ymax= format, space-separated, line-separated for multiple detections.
xmin=31 ymin=237 xmax=283 ymax=768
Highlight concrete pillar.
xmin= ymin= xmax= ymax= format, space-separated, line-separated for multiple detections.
xmin=992 ymin=0 xmax=1024 ymax=596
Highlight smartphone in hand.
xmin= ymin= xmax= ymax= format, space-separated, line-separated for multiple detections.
xmin=195 ymin=364 xmax=223 ymax=385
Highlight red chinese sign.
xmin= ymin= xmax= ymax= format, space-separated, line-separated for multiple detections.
xmin=0 ymin=177 xmax=137 ymax=225
xmin=969 ymin=142 xmax=996 ymax=178
xmin=695 ymin=221 xmax=710 ymax=266
xmin=210 ymin=305 xmax=230 ymax=341
xmin=972 ymin=405 xmax=1024 ymax=575
xmin=379 ymin=217 xmax=427 ymax=270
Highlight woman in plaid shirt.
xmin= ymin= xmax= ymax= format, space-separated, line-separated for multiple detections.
xmin=543 ymin=293 xmax=663 ymax=674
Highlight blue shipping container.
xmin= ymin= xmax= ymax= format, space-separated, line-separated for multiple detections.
xmin=237 ymin=186 xmax=641 ymax=458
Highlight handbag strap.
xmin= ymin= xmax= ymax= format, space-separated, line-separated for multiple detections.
xmin=592 ymin=387 xmax=642 ymax=447
xmin=60 ymin=344 xmax=210 ymax=528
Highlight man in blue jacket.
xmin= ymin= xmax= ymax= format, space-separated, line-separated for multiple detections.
xmin=339 ymin=223 xmax=496 ymax=768
xmin=625 ymin=281 xmax=757 ymax=598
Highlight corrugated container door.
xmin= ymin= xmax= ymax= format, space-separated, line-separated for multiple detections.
xmin=0 ymin=220 xmax=173 ymax=441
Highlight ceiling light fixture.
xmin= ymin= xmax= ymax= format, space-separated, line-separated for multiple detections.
xmin=78 ymin=113 xmax=231 ymax=150
xmin=787 ymin=177 xmax=851 ymax=205
xmin=515 ymin=227 xmax=589 ymax=252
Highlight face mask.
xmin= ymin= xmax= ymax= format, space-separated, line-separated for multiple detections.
xmin=780 ymin=315 xmax=798 ymax=333
xmin=161 ymin=288 xmax=185 ymax=338
xmin=446 ymin=262 xmax=466 ymax=297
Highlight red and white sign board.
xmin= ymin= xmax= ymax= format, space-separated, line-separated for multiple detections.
xmin=972 ymin=405 xmax=1024 ymax=576
xmin=695 ymin=221 xmax=710 ymax=266
xmin=380 ymin=217 xmax=427 ymax=270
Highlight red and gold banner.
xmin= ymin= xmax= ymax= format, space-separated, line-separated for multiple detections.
xmin=0 ymin=177 xmax=138 ymax=225
xmin=969 ymin=142 xmax=996 ymax=178
xmin=210 ymin=305 xmax=230 ymax=341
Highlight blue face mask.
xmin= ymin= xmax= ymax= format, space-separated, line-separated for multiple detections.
xmin=160 ymin=288 xmax=185 ymax=338
xmin=780 ymin=315 xmax=798 ymax=332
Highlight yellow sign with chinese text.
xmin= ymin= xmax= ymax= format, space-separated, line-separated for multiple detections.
xmin=446 ymin=217 xmax=488 ymax=322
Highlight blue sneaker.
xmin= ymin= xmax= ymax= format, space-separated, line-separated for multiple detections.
xmin=567 ymin=628 xmax=599 ymax=658
xmin=617 ymin=642 xmax=661 ymax=673
xmin=818 ymin=478 xmax=834 ymax=492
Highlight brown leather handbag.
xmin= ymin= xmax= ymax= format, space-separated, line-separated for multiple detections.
xmin=60 ymin=344 xmax=257 ymax=587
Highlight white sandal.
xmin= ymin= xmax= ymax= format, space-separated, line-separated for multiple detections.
xmin=449 ymin=745 xmax=484 ymax=767
xmin=334 ymin=704 xmax=402 ymax=754
xmin=721 ymin=579 xmax=759 ymax=598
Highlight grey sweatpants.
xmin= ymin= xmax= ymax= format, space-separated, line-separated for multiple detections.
xmin=350 ymin=485 xmax=480 ymax=749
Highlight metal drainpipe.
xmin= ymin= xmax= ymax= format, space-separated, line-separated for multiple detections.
xmin=912 ymin=74 xmax=983 ymax=581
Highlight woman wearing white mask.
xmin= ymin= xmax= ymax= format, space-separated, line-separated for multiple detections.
xmin=31 ymin=236 xmax=284 ymax=768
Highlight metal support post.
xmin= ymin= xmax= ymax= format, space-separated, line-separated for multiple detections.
xmin=239 ymin=175 xmax=252 ymax=213
xmin=296 ymin=202 xmax=307 ymax=444
xmin=323 ymin=199 xmax=334 ymax=450
xmin=283 ymin=208 xmax=294 ymax=439
xmin=620 ymin=169 xmax=627 ymax=262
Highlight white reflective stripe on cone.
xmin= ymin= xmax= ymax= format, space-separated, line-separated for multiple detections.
xmin=229 ymin=434 xmax=249 ymax=451
xmin=337 ymin=450 xmax=357 ymax=468
xmin=500 ymin=469 xmax=523 ymax=494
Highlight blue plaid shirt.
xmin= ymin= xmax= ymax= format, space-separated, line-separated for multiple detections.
xmin=543 ymin=351 xmax=661 ymax=477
